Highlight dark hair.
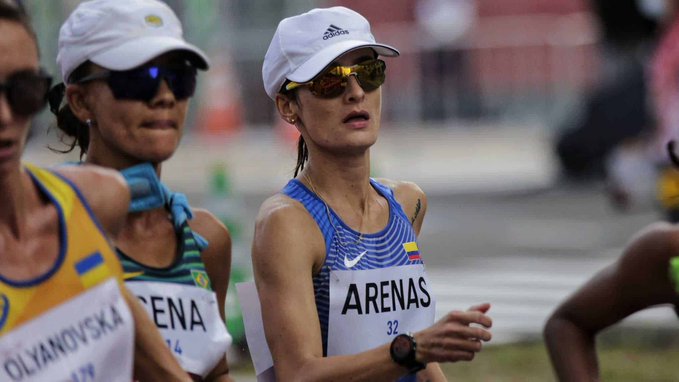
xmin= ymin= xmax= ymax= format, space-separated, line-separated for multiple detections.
xmin=0 ymin=1 xmax=37 ymax=46
xmin=294 ymin=136 xmax=308 ymax=177
xmin=280 ymin=82 xmax=308 ymax=177
xmin=48 ymin=62 xmax=93 ymax=159
xmin=291 ymin=92 xmax=308 ymax=177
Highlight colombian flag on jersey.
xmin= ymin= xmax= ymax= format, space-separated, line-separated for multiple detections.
xmin=0 ymin=164 xmax=124 ymax=334
xmin=403 ymin=241 xmax=421 ymax=261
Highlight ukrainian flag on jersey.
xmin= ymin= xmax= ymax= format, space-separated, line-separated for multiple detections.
xmin=0 ymin=164 xmax=124 ymax=334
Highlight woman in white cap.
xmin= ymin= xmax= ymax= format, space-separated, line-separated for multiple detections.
xmin=0 ymin=2 xmax=190 ymax=381
xmin=253 ymin=6 xmax=492 ymax=381
xmin=49 ymin=0 xmax=233 ymax=380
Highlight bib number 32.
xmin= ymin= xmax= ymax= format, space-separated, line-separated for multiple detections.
xmin=387 ymin=320 xmax=399 ymax=335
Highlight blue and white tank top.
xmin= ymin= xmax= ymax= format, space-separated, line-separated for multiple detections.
xmin=283 ymin=178 xmax=436 ymax=380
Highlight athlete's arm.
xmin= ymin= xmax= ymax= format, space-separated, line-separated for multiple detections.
xmin=544 ymin=222 xmax=679 ymax=381
xmin=55 ymin=165 xmax=130 ymax=238
xmin=252 ymin=195 xmax=492 ymax=382
xmin=384 ymin=179 xmax=448 ymax=380
xmin=59 ymin=166 xmax=191 ymax=380
xmin=120 ymin=286 xmax=192 ymax=381
xmin=190 ymin=209 xmax=234 ymax=382
xmin=387 ymin=179 xmax=494 ymax=382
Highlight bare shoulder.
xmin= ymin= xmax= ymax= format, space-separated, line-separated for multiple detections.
xmin=622 ymin=222 xmax=679 ymax=262
xmin=374 ymin=178 xmax=427 ymax=229
xmin=254 ymin=193 xmax=318 ymax=240
xmin=55 ymin=165 xmax=130 ymax=235
xmin=189 ymin=208 xmax=231 ymax=250
xmin=56 ymin=164 xmax=128 ymax=203
xmin=373 ymin=177 xmax=426 ymax=201
xmin=253 ymin=193 xmax=325 ymax=271
xmin=609 ymin=222 xmax=679 ymax=296
xmin=255 ymin=193 xmax=316 ymax=228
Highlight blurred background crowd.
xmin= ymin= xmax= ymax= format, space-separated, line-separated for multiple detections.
xmin=19 ymin=0 xmax=679 ymax=380
xmin=23 ymin=0 xmax=675 ymax=195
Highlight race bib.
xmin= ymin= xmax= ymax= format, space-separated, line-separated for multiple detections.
xmin=0 ymin=279 xmax=134 ymax=382
xmin=327 ymin=265 xmax=436 ymax=356
xmin=126 ymin=281 xmax=231 ymax=377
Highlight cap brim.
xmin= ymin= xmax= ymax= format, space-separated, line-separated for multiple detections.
xmin=287 ymin=40 xmax=399 ymax=83
xmin=90 ymin=35 xmax=210 ymax=71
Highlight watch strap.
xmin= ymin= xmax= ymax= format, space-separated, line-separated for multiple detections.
xmin=390 ymin=333 xmax=426 ymax=374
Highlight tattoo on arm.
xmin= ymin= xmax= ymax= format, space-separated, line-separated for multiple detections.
xmin=410 ymin=198 xmax=422 ymax=224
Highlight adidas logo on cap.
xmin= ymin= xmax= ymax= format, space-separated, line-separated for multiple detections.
xmin=323 ymin=24 xmax=350 ymax=40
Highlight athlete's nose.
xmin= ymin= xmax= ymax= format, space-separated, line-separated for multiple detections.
xmin=344 ymin=75 xmax=365 ymax=103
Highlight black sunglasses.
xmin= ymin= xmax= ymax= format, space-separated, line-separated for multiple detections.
xmin=76 ymin=64 xmax=198 ymax=102
xmin=0 ymin=69 xmax=52 ymax=116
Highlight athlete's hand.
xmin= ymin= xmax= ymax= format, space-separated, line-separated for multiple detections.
xmin=413 ymin=303 xmax=492 ymax=364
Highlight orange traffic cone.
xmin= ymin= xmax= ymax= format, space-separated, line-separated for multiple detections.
xmin=197 ymin=52 xmax=243 ymax=137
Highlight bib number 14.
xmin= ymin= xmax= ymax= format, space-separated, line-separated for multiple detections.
xmin=166 ymin=338 xmax=183 ymax=355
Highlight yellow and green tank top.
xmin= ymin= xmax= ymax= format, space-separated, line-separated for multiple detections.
xmin=0 ymin=163 xmax=134 ymax=381
xmin=118 ymin=222 xmax=232 ymax=377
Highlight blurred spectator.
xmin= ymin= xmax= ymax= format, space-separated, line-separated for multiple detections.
xmin=648 ymin=0 xmax=679 ymax=220
xmin=650 ymin=0 xmax=679 ymax=156
xmin=554 ymin=0 xmax=659 ymax=183
xmin=415 ymin=0 xmax=480 ymax=120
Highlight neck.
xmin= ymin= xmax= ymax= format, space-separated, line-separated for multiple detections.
xmin=122 ymin=207 xmax=171 ymax=233
xmin=86 ymin=152 xmax=162 ymax=175
xmin=0 ymin=166 xmax=34 ymax=239
xmin=302 ymin=150 xmax=372 ymax=211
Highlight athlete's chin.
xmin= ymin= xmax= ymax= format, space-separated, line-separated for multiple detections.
xmin=133 ymin=141 xmax=180 ymax=163
xmin=328 ymin=143 xmax=374 ymax=157
xmin=134 ymin=148 xmax=176 ymax=164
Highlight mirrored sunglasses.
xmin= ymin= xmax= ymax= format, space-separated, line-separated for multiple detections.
xmin=76 ymin=64 xmax=197 ymax=102
xmin=286 ymin=59 xmax=386 ymax=98
xmin=0 ymin=69 xmax=52 ymax=116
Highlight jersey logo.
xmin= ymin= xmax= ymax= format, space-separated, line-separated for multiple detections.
xmin=344 ymin=251 xmax=368 ymax=268
xmin=0 ymin=294 xmax=9 ymax=331
xmin=191 ymin=269 xmax=211 ymax=290
xmin=403 ymin=242 xmax=421 ymax=262
xmin=144 ymin=15 xmax=164 ymax=27
xmin=75 ymin=252 xmax=110 ymax=288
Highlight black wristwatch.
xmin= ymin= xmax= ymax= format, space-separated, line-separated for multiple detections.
xmin=390 ymin=333 xmax=426 ymax=374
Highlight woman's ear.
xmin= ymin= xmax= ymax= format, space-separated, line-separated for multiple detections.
xmin=275 ymin=93 xmax=300 ymax=128
xmin=65 ymin=84 xmax=93 ymax=123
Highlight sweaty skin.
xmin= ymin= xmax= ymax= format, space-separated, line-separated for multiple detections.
xmin=544 ymin=222 xmax=679 ymax=381
xmin=253 ymin=48 xmax=492 ymax=382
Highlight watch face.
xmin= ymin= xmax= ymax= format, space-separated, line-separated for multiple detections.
xmin=392 ymin=335 xmax=413 ymax=359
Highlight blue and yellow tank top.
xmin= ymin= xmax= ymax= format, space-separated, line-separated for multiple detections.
xmin=0 ymin=163 xmax=135 ymax=381
xmin=282 ymin=179 xmax=436 ymax=380
xmin=119 ymin=222 xmax=231 ymax=377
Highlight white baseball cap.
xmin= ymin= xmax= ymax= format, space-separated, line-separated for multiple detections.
xmin=57 ymin=0 xmax=209 ymax=83
xmin=262 ymin=6 xmax=399 ymax=100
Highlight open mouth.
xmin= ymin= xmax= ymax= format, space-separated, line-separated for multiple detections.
xmin=343 ymin=111 xmax=370 ymax=124
xmin=0 ymin=140 xmax=13 ymax=149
